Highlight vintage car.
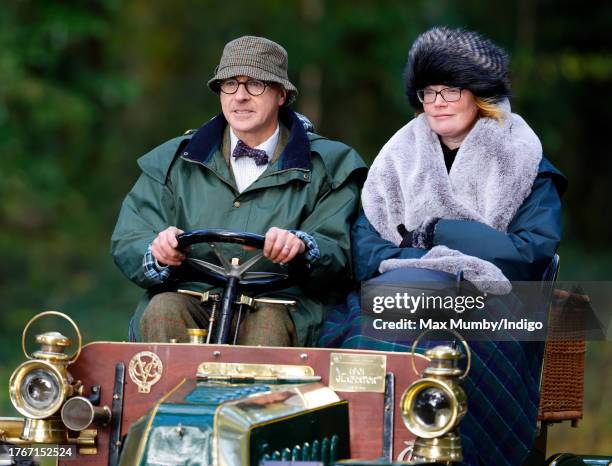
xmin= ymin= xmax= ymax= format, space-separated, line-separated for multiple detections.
xmin=0 ymin=230 xmax=609 ymax=466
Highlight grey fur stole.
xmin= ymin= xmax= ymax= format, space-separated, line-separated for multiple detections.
xmin=362 ymin=102 xmax=542 ymax=294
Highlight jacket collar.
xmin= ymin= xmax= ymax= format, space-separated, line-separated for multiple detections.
xmin=181 ymin=107 xmax=311 ymax=170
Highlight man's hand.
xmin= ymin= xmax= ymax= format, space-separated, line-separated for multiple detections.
xmin=263 ymin=227 xmax=306 ymax=264
xmin=151 ymin=226 xmax=186 ymax=266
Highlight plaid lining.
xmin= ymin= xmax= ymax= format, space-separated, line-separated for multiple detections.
xmin=319 ymin=290 xmax=543 ymax=466
xmin=143 ymin=244 xmax=170 ymax=283
xmin=292 ymin=230 xmax=320 ymax=264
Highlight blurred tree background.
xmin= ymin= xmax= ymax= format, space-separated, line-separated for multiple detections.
xmin=1 ymin=0 xmax=610 ymax=455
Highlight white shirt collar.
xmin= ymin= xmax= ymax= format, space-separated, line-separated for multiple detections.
xmin=229 ymin=125 xmax=280 ymax=161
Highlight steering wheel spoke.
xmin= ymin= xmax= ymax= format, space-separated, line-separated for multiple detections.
xmin=235 ymin=252 xmax=265 ymax=275
xmin=242 ymin=271 xmax=287 ymax=280
xmin=185 ymin=257 xmax=227 ymax=276
xmin=208 ymin=242 xmax=233 ymax=273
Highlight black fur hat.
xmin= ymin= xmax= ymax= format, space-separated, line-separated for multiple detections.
xmin=404 ymin=27 xmax=511 ymax=110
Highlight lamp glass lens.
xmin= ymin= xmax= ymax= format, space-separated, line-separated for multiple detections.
xmin=413 ymin=387 xmax=452 ymax=430
xmin=21 ymin=369 xmax=60 ymax=410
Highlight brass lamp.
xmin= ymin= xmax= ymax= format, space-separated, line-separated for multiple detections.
xmin=400 ymin=333 xmax=470 ymax=464
xmin=8 ymin=311 xmax=82 ymax=444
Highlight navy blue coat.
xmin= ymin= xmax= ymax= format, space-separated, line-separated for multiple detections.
xmin=344 ymin=157 xmax=567 ymax=466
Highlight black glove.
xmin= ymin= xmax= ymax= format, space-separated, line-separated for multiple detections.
xmin=397 ymin=218 xmax=440 ymax=249
xmin=397 ymin=224 xmax=414 ymax=248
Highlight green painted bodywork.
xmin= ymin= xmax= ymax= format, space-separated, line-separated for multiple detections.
xmin=119 ymin=378 xmax=349 ymax=466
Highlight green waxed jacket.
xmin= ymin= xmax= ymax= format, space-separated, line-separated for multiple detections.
xmin=111 ymin=108 xmax=368 ymax=345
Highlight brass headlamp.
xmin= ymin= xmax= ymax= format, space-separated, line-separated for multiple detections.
xmin=8 ymin=311 xmax=82 ymax=443
xmin=400 ymin=332 xmax=470 ymax=464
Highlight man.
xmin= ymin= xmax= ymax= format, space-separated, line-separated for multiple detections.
xmin=111 ymin=36 xmax=367 ymax=346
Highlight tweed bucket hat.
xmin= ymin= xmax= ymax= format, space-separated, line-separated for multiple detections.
xmin=207 ymin=36 xmax=298 ymax=105
xmin=404 ymin=26 xmax=511 ymax=110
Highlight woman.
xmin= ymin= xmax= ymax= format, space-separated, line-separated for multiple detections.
xmin=324 ymin=27 xmax=567 ymax=466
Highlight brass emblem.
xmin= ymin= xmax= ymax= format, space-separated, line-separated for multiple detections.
xmin=329 ymin=353 xmax=386 ymax=393
xmin=128 ymin=351 xmax=163 ymax=393
xmin=197 ymin=362 xmax=317 ymax=382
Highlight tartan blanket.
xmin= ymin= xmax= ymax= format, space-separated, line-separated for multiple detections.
xmin=319 ymin=291 xmax=543 ymax=466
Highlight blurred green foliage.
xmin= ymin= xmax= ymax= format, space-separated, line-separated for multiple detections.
xmin=0 ymin=0 xmax=610 ymax=456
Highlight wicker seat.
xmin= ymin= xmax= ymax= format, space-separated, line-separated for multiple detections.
xmin=537 ymin=254 xmax=585 ymax=425
xmin=538 ymin=310 xmax=586 ymax=425
xmin=526 ymin=255 xmax=587 ymax=465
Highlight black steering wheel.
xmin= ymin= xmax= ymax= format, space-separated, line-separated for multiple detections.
xmin=176 ymin=228 xmax=292 ymax=292
xmin=175 ymin=229 xmax=293 ymax=344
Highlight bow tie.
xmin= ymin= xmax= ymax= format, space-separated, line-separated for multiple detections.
xmin=232 ymin=140 xmax=269 ymax=166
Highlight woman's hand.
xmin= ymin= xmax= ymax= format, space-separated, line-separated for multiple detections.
xmin=397 ymin=224 xmax=414 ymax=247
xmin=398 ymin=219 xmax=440 ymax=249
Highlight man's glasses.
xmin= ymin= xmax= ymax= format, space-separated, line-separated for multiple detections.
xmin=417 ymin=87 xmax=462 ymax=104
xmin=219 ymin=78 xmax=269 ymax=96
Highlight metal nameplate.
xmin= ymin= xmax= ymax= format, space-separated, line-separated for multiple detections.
xmin=329 ymin=353 xmax=387 ymax=393
xmin=197 ymin=362 xmax=317 ymax=382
